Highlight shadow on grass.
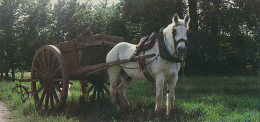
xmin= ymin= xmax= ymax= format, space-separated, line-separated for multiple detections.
xmin=56 ymin=95 xmax=203 ymax=121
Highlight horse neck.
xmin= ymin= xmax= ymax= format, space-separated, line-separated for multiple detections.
xmin=163 ymin=28 xmax=176 ymax=55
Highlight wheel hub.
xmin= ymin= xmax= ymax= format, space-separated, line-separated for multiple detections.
xmin=42 ymin=73 xmax=51 ymax=87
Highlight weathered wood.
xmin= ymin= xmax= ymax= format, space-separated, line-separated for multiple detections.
xmin=59 ymin=41 xmax=117 ymax=53
xmin=70 ymin=53 xmax=156 ymax=76
xmin=54 ymin=30 xmax=124 ymax=71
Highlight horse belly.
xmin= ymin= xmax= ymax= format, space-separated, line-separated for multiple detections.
xmin=121 ymin=63 xmax=148 ymax=81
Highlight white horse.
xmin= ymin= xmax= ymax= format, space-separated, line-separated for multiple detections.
xmin=106 ymin=13 xmax=190 ymax=115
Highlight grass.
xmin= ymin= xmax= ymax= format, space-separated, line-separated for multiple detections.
xmin=0 ymin=74 xmax=259 ymax=121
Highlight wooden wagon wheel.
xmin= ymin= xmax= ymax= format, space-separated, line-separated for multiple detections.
xmin=31 ymin=45 xmax=69 ymax=112
xmin=12 ymin=84 xmax=30 ymax=102
xmin=80 ymin=71 xmax=110 ymax=101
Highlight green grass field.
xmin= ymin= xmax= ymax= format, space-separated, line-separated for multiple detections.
xmin=0 ymin=74 xmax=259 ymax=121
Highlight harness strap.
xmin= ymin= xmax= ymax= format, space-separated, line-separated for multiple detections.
xmin=130 ymin=32 xmax=157 ymax=62
xmin=158 ymin=27 xmax=182 ymax=62
xmin=139 ymin=51 xmax=155 ymax=82
xmin=132 ymin=27 xmax=187 ymax=82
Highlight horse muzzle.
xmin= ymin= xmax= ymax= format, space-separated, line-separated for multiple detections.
xmin=177 ymin=45 xmax=187 ymax=57
xmin=175 ymin=38 xmax=187 ymax=57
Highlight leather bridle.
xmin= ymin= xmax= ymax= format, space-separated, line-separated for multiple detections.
xmin=172 ymin=24 xmax=190 ymax=56
xmin=158 ymin=24 xmax=190 ymax=63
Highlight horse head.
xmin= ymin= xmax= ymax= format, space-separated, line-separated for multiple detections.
xmin=169 ymin=13 xmax=190 ymax=59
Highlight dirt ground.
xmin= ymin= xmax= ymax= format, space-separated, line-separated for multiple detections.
xmin=0 ymin=100 xmax=13 ymax=122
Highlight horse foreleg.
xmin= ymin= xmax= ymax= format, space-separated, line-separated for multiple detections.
xmin=155 ymin=75 xmax=165 ymax=112
xmin=166 ymin=74 xmax=178 ymax=115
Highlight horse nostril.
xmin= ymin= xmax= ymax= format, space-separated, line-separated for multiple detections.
xmin=178 ymin=47 xmax=186 ymax=54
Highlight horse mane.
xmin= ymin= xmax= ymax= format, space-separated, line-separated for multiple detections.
xmin=163 ymin=23 xmax=174 ymax=36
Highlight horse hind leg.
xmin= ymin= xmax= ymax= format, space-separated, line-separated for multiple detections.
xmin=117 ymin=70 xmax=133 ymax=110
xmin=108 ymin=66 xmax=122 ymax=108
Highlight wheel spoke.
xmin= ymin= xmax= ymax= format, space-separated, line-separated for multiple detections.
xmin=50 ymin=89 xmax=55 ymax=110
xmin=51 ymin=87 xmax=59 ymax=103
xmin=35 ymin=85 xmax=44 ymax=94
xmin=50 ymin=65 xmax=61 ymax=79
xmin=41 ymin=50 xmax=47 ymax=70
xmin=101 ymin=90 xmax=105 ymax=100
xmin=45 ymin=88 xmax=50 ymax=110
xmin=46 ymin=50 xmax=51 ymax=71
xmin=104 ymin=85 xmax=109 ymax=95
xmin=37 ymin=88 xmax=46 ymax=108
xmin=97 ymin=90 xmax=101 ymax=100
xmin=36 ymin=56 xmax=45 ymax=73
xmin=92 ymin=87 xmax=97 ymax=99
xmin=86 ymin=85 xmax=95 ymax=94
xmin=50 ymin=56 xmax=57 ymax=74
xmin=33 ymin=67 xmax=44 ymax=76
xmin=51 ymin=83 xmax=62 ymax=93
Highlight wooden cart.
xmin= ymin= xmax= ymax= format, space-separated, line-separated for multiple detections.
xmin=30 ymin=30 xmax=155 ymax=111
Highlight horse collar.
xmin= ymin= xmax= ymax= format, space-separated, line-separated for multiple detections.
xmin=158 ymin=27 xmax=184 ymax=63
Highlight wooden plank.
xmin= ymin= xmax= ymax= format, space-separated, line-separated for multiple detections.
xmin=76 ymin=41 xmax=117 ymax=49
xmin=58 ymin=41 xmax=117 ymax=53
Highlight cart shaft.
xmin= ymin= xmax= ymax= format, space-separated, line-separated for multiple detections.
xmin=70 ymin=53 xmax=156 ymax=76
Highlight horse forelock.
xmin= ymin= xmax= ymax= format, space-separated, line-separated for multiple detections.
xmin=174 ymin=20 xmax=186 ymax=27
xmin=163 ymin=20 xmax=187 ymax=36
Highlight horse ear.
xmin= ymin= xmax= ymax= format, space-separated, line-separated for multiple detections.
xmin=184 ymin=14 xmax=190 ymax=25
xmin=172 ymin=13 xmax=179 ymax=23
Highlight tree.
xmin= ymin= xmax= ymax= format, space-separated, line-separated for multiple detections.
xmin=0 ymin=0 xmax=258 ymax=78
xmin=188 ymin=0 xmax=260 ymax=75
xmin=17 ymin=0 xmax=52 ymax=70
xmin=121 ymin=0 xmax=187 ymax=43
xmin=0 ymin=0 xmax=21 ymax=81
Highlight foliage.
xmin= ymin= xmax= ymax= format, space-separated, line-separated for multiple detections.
xmin=121 ymin=0 xmax=187 ymax=42
xmin=0 ymin=0 xmax=259 ymax=80
xmin=186 ymin=0 xmax=259 ymax=75
xmin=0 ymin=76 xmax=259 ymax=121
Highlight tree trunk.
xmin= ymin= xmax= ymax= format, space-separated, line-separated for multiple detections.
xmin=0 ymin=72 xmax=3 ymax=81
xmin=208 ymin=0 xmax=222 ymax=75
xmin=11 ymin=61 xmax=15 ymax=82
xmin=188 ymin=0 xmax=198 ymax=32
xmin=176 ymin=0 xmax=184 ymax=18
xmin=4 ymin=67 xmax=8 ymax=80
